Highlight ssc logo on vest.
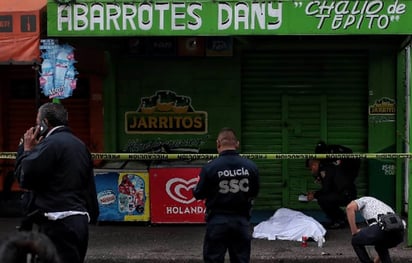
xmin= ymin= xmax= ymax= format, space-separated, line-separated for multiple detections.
xmin=219 ymin=178 xmax=249 ymax=194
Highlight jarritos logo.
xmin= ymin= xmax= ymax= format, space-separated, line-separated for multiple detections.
xmin=369 ymin=97 xmax=396 ymax=115
xmin=125 ymin=90 xmax=208 ymax=134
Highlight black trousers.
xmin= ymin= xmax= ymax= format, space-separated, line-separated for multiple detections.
xmin=351 ymin=224 xmax=404 ymax=263
xmin=39 ymin=214 xmax=89 ymax=263
xmin=203 ymin=214 xmax=251 ymax=263
xmin=316 ymin=192 xmax=352 ymax=223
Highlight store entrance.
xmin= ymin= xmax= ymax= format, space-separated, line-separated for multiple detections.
xmin=282 ymin=94 xmax=322 ymax=210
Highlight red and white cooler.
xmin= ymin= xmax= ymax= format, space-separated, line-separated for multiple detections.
xmin=149 ymin=160 xmax=207 ymax=224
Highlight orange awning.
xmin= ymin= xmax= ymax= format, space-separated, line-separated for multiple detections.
xmin=0 ymin=0 xmax=46 ymax=64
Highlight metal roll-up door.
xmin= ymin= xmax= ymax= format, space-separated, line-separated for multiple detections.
xmin=5 ymin=77 xmax=91 ymax=152
xmin=241 ymin=49 xmax=368 ymax=211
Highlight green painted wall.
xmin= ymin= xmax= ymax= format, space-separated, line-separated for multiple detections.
xmin=106 ymin=54 xmax=242 ymax=153
xmin=368 ymin=52 xmax=397 ymax=208
xmin=395 ymin=49 xmax=407 ymax=215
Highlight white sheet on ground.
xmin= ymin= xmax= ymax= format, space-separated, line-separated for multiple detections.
xmin=252 ymin=208 xmax=326 ymax=242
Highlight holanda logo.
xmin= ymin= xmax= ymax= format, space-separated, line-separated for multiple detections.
xmin=165 ymin=178 xmax=198 ymax=204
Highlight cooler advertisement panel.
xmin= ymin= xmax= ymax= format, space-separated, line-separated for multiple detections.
xmin=149 ymin=168 xmax=205 ymax=223
xmin=95 ymin=171 xmax=150 ymax=222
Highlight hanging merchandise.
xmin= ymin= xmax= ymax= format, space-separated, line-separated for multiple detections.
xmin=39 ymin=39 xmax=78 ymax=99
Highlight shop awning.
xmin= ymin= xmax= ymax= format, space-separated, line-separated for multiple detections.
xmin=0 ymin=0 xmax=46 ymax=64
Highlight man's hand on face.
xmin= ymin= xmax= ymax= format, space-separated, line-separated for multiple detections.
xmin=23 ymin=126 xmax=40 ymax=151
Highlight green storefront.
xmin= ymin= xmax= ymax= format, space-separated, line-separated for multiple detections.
xmin=47 ymin=0 xmax=411 ymax=243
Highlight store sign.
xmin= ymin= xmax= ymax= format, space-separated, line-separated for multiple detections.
xmin=369 ymin=97 xmax=396 ymax=115
xmin=149 ymin=167 xmax=206 ymax=223
xmin=47 ymin=0 xmax=411 ymax=36
xmin=125 ymin=90 xmax=208 ymax=134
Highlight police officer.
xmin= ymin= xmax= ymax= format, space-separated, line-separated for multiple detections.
xmin=346 ymin=196 xmax=404 ymax=263
xmin=193 ymin=127 xmax=260 ymax=263
xmin=306 ymin=141 xmax=358 ymax=229
xmin=307 ymin=158 xmax=356 ymax=229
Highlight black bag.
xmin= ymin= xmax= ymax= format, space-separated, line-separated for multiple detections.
xmin=378 ymin=213 xmax=404 ymax=232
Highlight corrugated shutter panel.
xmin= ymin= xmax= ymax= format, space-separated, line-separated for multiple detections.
xmin=5 ymin=77 xmax=91 ymax=152
xmin=241 ymin=50 xmax=368 ymax=211
xmin=65 ymin=99 xmax=91 ymax=148
xmin=6 ymin=100 xmax=38 ymax=151
xmin=6 ymin=99 xmax=90 ymax=151
xmin=242 ymin=90 xmax=283 ymax=209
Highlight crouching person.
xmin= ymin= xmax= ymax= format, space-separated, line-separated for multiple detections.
xmin=346 ymin=196 xmax=404 ymax=263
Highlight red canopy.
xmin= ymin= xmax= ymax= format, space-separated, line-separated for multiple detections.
xmin=0 ymin=0 xmax=46 ymax=64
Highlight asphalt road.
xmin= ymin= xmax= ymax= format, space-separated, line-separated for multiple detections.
xmin=1 ymin=217 xmax=411 ymax=263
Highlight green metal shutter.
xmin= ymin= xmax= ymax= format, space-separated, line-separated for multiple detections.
xmin=241 ymin=50 xmax=368 ymax=211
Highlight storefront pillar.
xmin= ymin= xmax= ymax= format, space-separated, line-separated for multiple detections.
xmin=368 ymin=53 xmax=397 ymax=208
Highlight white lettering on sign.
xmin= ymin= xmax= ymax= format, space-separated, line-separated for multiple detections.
xmin=58 ymin=3 xmax=203 ymax=32
xmin=303 ymin=0 xmax=405 ymax=30
xmin=166 ymin=206 xmax=206 ymax=214
xmin=165 ymin=177 xmax=198 ymax=204
xmin=218 ymin=2 xmax=282 ymax=30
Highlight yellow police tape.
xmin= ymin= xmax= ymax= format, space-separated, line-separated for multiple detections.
xmin=1 ymin=152 xmax=412 ymax=161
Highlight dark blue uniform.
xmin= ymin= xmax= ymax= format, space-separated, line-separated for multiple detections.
xmin=193 ymin=150 xmax=259 ymax=263
xmin=314 ymin=162 xmax=357 ymax=225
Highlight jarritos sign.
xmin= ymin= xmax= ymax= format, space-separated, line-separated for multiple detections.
xmin=369 ymin=97 xmax=396 ymax=115
xmin=125 ymin=90 xmax=208 ymax=134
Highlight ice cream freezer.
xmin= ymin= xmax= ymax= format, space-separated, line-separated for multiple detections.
xmin=94 ymin=161 xmax=150 ymax=222
xmin=149 ymin=160 xmax=207 ymax=224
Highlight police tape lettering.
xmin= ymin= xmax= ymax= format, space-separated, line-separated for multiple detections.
xmin=2 ymin=152 xmax=412 ymax=160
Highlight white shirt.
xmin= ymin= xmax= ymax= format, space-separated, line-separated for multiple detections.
xmin=355 ymin=196 xmax=394 ymax=221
